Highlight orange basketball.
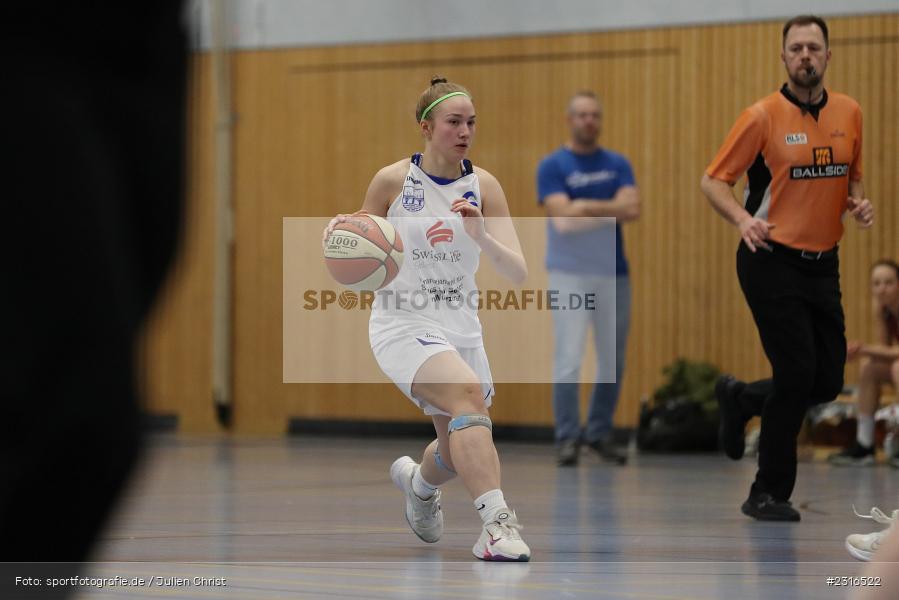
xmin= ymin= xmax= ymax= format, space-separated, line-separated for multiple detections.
xmin=323 ymin=214 xmax=404 ymax=291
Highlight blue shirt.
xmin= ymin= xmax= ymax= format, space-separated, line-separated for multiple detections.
xmin=536 ymin=147 xmax=635 ymax=276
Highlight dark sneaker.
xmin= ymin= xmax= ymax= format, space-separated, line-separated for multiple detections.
xmin=741 ymin=492 xmax=801 ymax=522
xmin=587 ymin=436 xmax=628 ymax=466
xmin=716 ymin=374 xmax=747 ymax=460
xmin=557 ymin=439 xmax=579 ymax=466
xmin=828 ymin=441 xmax=876 ymax=467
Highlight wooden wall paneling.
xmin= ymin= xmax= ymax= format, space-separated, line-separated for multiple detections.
xmin=151 ymin=14 xmax=898 ymax=433
xmin=828 ymin=21 xmax=899 ymax=383
xmin=140 ymin=54 xmax=218 ymax=432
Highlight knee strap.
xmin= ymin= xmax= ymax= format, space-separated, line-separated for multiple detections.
xmin=433 ymin=443 xmax=456 ymax=474
xmin=448 ymin=414 xmax=492 ymax=434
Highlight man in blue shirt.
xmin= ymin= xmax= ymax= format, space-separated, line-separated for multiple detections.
xmin=536 ymin=91 xmax=641 ymax=466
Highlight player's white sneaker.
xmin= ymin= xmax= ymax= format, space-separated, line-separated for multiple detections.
xmin=472 ymin=508 xmax=531 ymax=562
xmin=389 ymin=456 xmax=443 ymax=543
xmin=845 ymin=506 xmax=898 ymax=561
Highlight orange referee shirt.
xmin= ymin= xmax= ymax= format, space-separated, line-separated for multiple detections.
xmin=706 ymin=85 xmax=863 ymax=252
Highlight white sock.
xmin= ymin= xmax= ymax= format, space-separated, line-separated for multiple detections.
xmin=857 ymin=415 xmax=875 ymax=448
xmin=474 ymin=489 xmax=506 ymax=524
xmin=412 ymin=465 xmax=438 ymax=499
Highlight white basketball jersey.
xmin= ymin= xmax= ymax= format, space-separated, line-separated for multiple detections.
xmin=370 ymin=154 xmax=483 ymax=347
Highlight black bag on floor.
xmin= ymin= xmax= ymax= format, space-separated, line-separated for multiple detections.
xmin=637 ymin=359 xmax=721 ymax=452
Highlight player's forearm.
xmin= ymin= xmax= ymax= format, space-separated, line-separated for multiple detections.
xmin=476 ymin=233 xmax=528 ymax=284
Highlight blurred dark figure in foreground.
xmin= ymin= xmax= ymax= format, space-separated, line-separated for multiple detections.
xmin=0 ymin=0 xmax=186 ymax=590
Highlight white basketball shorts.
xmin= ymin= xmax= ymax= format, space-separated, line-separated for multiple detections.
xmin=369 ymin=315 xmax=494 ymax=416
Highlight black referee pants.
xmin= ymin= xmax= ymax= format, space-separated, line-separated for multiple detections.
xmin=735 ymin=243 xmax=846 ymax=501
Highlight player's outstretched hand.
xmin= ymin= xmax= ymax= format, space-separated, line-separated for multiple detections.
xmin=451 ymin=198 xmax=486 ymax=242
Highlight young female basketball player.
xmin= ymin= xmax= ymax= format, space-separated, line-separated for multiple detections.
xmin=829 ymin=259 xmax=899 ymax=467
xmin=323 ymin=77 xmax=530 ymax=561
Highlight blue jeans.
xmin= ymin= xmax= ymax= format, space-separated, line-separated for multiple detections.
xmin=549 ymin=271 xmax=631 ymax=444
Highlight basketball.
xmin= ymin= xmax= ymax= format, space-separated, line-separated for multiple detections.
xmin=323 ymin=214 xmax=404 ymax=291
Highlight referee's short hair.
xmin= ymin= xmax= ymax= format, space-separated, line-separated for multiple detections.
xmin=782 ymin=15 xmax=829 ymax=48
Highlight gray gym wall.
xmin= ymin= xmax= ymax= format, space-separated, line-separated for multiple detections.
xmin=188 ymin=0 xmax=898 ymax=50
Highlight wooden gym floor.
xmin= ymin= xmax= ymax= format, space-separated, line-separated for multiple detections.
xmin=70 ymin=434 xmax=898 ymax=599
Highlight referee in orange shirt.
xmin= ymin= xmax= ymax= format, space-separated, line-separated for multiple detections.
xmin=700 ymin=15 xmax=874 ymax=521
